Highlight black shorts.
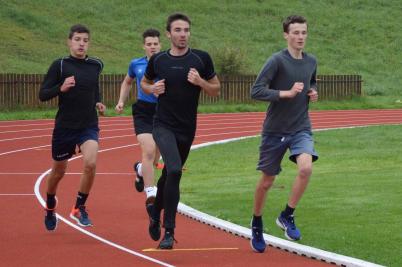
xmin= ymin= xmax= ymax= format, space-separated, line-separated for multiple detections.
xmin=51 ymin=125 xmax=99 ymax=161
xmin=132 ymin=100 xmax=157 ymax=135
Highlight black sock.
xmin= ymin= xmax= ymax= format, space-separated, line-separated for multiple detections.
xmin=283 ymin=204 xmax=295 ymax=217
xmin=46 ymin=193 xmax=56 ymax=209
xmin=75 ymin=192 xmax=89 ymax=209
xmin=252 ymin=215 xmax=263 ymax=228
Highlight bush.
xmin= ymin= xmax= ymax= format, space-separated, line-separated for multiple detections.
xmin=211 ymin=46 xmax=248 ymax=75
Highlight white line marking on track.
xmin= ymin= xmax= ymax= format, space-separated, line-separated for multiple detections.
xmin=34 ymin=146 xmax=174 ymax=267
xmin=0 ymin=193 xmax=35 ymax=196
xmin=0 ymin=145 xmax=50 ymax=156
xmin=0 ymin=135 xmax=51 ymax=142
xmin=0 ymin=172 xmax=132 ymax=175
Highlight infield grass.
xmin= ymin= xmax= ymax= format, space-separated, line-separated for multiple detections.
xmin=180 ymin=125 xmax=402 ymax=266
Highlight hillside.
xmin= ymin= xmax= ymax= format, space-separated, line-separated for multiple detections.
xmin=1 ymin=0 xmax=401 ymax=96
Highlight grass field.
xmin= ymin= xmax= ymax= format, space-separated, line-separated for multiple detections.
xmin=180 ymin=125 xmax=402 ymax=266
xmin=1 ymin=0 xmax=402 ymax=97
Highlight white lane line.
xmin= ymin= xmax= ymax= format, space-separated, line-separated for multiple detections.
xmin=0 ymin=145 xmax=50 ymax=156
xmin=0 ymin=193 xmax=35 ymax=196
xmin=0 ymin=173 xmax=132 ymax=175
xmin=0 ymin=127 xmax=53 ymax=134
xmin=34 ymin=146 xmax=174 ymax=267
xmin=0 ymin=135 xmax=51 ymax=142
xmin=0 ymin=137 xmax=138 ymax=156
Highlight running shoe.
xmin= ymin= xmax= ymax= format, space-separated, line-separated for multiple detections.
xmin=145 ymin=196 xmax=155 ymax=218
xmin=149 ymin=217 xmax=161 ymax=241
xmin=70 ymin=205 xmax=93 ymax=227
xmin=158 ymin=230 xmax=176 ymax=249
xmin=44 ymin=198 xmax=58 ymax=231
xmin=155 ymin=162 xmax=164 ymax=169
xmin=134 ymin=161 xmax=144 ymax=192
xmin=250 ymin=217 xmax=266 ymax=253
xmin=276 ymin=212 xmax=301 ymax=241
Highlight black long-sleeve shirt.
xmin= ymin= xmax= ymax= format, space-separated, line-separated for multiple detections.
xmin=39 ymin=55 xmax=103 ymax=129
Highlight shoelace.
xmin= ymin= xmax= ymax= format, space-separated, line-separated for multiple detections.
xmin=165 ymin=232 xmax=178 ymax=243
xmin=79 ymin=207 xmax=89 ymax=219
xmin=252 ymin=227 xmax=264 ymax=241
xmin=286 ymin=215 xmax=296 ymax=229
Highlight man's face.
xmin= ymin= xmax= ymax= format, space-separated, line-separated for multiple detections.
xmin=167 ymin=20 xmax=190 ymax=49
xmin=143 ymin=36 xmax=161 ymax=58
xmin=68 ymin=32 xmax=89 ymax=59
xmin=284 ymin=23 xmax=307 ymax=51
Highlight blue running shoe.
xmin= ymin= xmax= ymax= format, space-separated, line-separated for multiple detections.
xmin=44 ymin=197 xmax=58 ymax=231
xmin=158 ymin=231 xmax=177 ymax=250
xmin=44 ymin=209 xmax=58 ymax=231
xmin=134 ymin=162 xmax=144 ymax=192
xmin=276 ymin=213 xmax=301 ymax=241
xmin=70 ymin=205 xmax=93 ymax=227
xmin=250 ymin=218 xmax=266 ymax=253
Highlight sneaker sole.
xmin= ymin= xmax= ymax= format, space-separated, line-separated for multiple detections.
xmin=275 ymin=218 xmax=300 ymax=241
xmin=70 ymin=214 xmax=93 ymax=227
xmin=159 ymin=245 xmax=173 ymax=250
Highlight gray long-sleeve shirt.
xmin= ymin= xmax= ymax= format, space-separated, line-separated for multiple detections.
xmin=251 ymin=49 xmax=317 ymax=134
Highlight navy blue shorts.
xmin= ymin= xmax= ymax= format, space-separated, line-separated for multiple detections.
xmin=132 ymin=100 xmax=156 ymax=135
xmin=257 ymin=130 xmax=318 ymax=176
xmin=51 ymin=125 xmax=99 ymax=161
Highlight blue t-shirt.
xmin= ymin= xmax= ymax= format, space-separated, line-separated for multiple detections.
xmin=127 ymin=56 xmax=157 ymax=103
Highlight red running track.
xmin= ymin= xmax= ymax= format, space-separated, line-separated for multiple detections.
xmin=0 ymin=109 xmax=401 ymax=266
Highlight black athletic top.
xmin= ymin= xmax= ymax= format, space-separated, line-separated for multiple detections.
xmin=39 ymin=55 xmax=103 ymax=129
xmin=144 ymin=48 xmax=216 ymax=134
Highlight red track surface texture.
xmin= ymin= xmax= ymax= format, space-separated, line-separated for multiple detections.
xmin=1 ymin=109 xmax=401 ymax=266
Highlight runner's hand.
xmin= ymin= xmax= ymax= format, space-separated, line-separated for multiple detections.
xmin=60 ymin=76 xmax=75 ymax=92
xmin=153 ymin=79 xmax=165 ymax=97
xmin=115 ymin=102 xmax=124 ymax=114
xmin=96 ymin=102 xmax=106 ymax=116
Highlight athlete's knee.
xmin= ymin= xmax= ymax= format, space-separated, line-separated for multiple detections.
xmin=298 ymin=165 xmax=312 ymax=179
xmin=167 ymin=167 xmax=182 ymax=180
xmin=83 ymin=161 xmax=96 ymax=174
xmin=143 ymin=150 xmax=155 ymax=162
xmin=51 ymin=169 xmax=66 ymax=180
xmin=260 ymin=174 xmax=275 ymax=190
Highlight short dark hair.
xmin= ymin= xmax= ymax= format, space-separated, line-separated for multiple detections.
xmin=166 ymin=13 xmax=191 ymax=32
xmin=142 ymin=28 xmax=160 ymax=42
xmin=283 ymin=15 xmax=307 ymax=33
xmin=68 ymin=24 xmax=90 ymax=39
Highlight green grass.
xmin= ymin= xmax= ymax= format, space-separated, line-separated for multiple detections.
xmin=1 ymin=0 xmax=402 ymax=97
xmin=179 ymin=125 xmax=402 ymax=266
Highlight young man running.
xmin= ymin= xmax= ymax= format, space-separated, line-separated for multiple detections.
xmin=141 ymin=13 xmax=220 ymax=249
xmin=39 ymin=24 xmax=106 ymax=231
xmin=250 ymin=15 xmax=319 ymax=253
xmin=115 ymin=29 xmax=162 ymax=215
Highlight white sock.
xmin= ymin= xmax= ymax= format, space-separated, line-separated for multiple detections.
xmin=137 ymin=162 xmax=143 ymax=177
xmin=145 ymin=186 xmax=157 ymax=198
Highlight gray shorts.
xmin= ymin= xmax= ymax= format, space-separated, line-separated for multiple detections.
xmin=257 ymin=130 xmax=318 ymax=176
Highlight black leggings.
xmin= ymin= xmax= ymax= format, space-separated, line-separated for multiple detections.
xmin=152 ymin=126 xmax=194 ymax=229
